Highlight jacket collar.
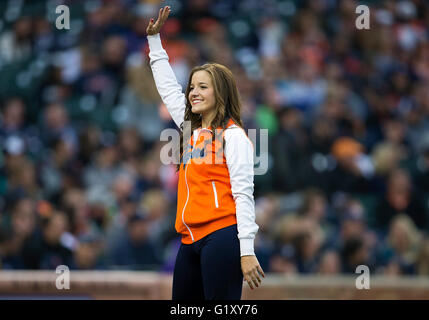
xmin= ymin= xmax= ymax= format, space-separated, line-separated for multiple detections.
xmin=201 ymin=118 xmax=236 ymax=132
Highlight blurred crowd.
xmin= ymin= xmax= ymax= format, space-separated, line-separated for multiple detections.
xmin=1 ymin=0 xmax=429 ymax=276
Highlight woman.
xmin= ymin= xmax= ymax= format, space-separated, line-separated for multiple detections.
xmin=146 ymin=6 xmax=264 ymax=300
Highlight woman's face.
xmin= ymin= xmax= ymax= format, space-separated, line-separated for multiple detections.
xmin=188 ymin=70 xmax=216 ymax=120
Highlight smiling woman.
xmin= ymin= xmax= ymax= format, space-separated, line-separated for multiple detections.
xmin=146 ymin=5 xmax=265 ymax=300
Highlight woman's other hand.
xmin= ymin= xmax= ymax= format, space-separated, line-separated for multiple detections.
xmin=241 ymin=255 xmax=265 ymax=290
xmin=146 ymin=6 xmax=171 ymax=36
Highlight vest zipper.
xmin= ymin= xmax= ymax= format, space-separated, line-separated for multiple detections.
xmin=181 ymin=163 xmax=194 ymax=242
xmin=181 ymin=129 xmax=200 ymax=243
xmin=211 ymin=181 xmax=219 ymax=208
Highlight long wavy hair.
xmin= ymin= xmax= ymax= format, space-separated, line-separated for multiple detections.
xmin=176 ymin=63 xmax=244 ymax=171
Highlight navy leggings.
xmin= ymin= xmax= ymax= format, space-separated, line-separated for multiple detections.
xmin=172 ymin=224 xmax=243 ymax=300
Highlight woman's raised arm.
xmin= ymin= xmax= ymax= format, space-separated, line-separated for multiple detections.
xmin=146 ymin=6 xmax=186 ymax=130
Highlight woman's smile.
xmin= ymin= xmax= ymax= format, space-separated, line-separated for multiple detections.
xmin=191 ymin=99 xmax=203 ymax=105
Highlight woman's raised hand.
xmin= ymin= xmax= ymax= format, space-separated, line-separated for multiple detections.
xmin=146 ymin=6 xmax=171 ymax=36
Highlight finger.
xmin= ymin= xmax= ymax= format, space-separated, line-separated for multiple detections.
xmin=155 ymin=7 xmax=168 ymax=29
xmin=246 ymin=272 xmax=258 ymax=288
xmin=162 ymin=6 xmax=170 ymax=22
xmin=246 ymin=278 xmax=254 ymax=290
xmin=162 ymin=6 xmax=169 ymax=17
xmin=146 ymin=19 xmax=154 ymax=33
xmin=251 ymin=274 xmax=259 ymax=287
xmin=244 ymin=274 xmax=253 ymax=288
xmin=252 ymin=278 xmax=259 ymax=288
xmin=253 ymin=270 xmax=261 ymax=284
xmin=257 ymin=265 xmax=265 ymax=278
xmin=157 ymin=7 xmax=163 ymax=21
xmin=250 ymin=268 xmax=260 ymax=284
xmin=153 ymin=8 xmax=162 ymax=27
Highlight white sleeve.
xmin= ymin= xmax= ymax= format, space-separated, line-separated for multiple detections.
xmin=225 ymin=127 xmax=259 ymax=256
xmin=147 ymin=33 xmax=186 ymax=130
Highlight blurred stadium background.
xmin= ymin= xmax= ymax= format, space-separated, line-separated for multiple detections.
xmin=0 ymin=0 xmax=429 ymax=299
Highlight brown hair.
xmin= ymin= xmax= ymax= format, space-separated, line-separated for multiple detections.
xmin=176 ymin=63 xmax=244 ymax=171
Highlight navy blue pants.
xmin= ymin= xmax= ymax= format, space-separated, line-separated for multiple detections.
xmin=172 ymin=224 xmax=243 ymax=300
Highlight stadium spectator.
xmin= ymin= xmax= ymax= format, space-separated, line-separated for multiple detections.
xmin=21 ymin=211 xmax=73 ymax=269
xmin=0 ymin=197 xmax=36 ymax=269
xmin=341 ymin=236 xmax=372 ymax=274
xmin=378 ymin=214 xmax=422 ymax=275
xmin=317 ymin=250 xmax=341 ymax=275
xmin=108 ymin=212 xmax=162 ymax=270
xmin=376 ymin=168 xmax=428 ymax=231
xmin=71 ymin=233 xmax=107 ymax=270
xmin=0 ymin=17 xmax=32 ymax=64
xmin=416 ymin=236 xmax=429 ymax=276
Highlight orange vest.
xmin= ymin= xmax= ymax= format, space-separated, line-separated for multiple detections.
xmin=176 ymin=118 xmax=238 ymax=244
